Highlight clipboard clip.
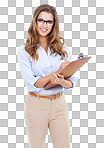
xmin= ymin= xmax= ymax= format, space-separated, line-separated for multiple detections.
xmin=78 ymin=53 xmax=86 ymax=60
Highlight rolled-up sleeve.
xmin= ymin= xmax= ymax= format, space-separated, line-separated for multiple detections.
xmin=63 ymin=44 xmax=78 ymax=90
xmin=17 ymin=45 xmax=42 ymax=93
xmin=65 ymin=75 xmax=78 ymax=90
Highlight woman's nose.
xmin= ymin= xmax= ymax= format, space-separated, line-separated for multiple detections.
xmin=43 ymin=23 xmax=47 ymax=27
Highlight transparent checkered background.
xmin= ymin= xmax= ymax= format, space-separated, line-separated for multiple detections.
xmin=0 ymin=0 xmax=104 ymax=148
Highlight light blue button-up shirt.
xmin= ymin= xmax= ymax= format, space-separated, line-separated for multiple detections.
xmin=17 ymin=43 xmax=78 ymax=95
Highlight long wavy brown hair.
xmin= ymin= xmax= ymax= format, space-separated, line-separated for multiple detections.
xmin=24 ymin=4 xmax=68 ymax=62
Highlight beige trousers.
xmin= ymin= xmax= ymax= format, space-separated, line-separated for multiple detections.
xmin=24 ymin=93 xmax=70 ymax=148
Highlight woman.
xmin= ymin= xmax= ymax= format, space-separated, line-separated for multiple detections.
xmin=18 ymin=4 xmax=78 ymax=148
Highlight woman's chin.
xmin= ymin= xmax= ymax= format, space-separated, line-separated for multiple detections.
xmin=39 ymin=32 xmax=49 ymax=37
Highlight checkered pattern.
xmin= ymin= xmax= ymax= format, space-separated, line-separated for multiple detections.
xmin=0 ymin=0 xmax=104 ymax=148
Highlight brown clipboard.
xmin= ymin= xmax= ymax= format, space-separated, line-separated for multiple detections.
xmin=44 ymin=56 xmax=91 ymax=90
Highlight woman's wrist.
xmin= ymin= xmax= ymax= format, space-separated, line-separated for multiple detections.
xmin=59 ymin=79 xmax=73 ymax=88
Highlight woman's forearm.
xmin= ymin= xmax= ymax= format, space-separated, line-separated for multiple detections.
xmin=34 ymin=71 xmax=58 ymax=88
xmin=34 ymin=71 xmax=73 ymax=88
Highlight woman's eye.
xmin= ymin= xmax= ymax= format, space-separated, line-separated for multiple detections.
xmin=39 ymin=19 xmax=43 ymax=22
xmin=47 ymin=20 xmax=52 ymax=24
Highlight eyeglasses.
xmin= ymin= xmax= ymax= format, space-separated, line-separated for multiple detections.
xmin=36 ymin=18 xmax=55 ymax=26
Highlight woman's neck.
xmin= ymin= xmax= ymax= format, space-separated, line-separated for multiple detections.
xmin=39 ymin=36 xmax=48 ymax=47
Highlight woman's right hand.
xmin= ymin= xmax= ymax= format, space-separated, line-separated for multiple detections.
xmin=57 ymin=61 xmax=71 ymax=73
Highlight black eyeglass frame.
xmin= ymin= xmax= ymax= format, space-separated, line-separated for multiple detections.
xmin=36 ymin=18 xmax=55 ymax=24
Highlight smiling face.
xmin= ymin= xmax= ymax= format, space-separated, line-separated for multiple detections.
xmin=36 ymin=11 xmax=54 ymax=38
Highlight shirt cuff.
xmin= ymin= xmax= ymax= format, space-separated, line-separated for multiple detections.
xmin=64 ymin=75 xmax=78 ymax=90
xmin=25 ymin=76 xmax=43 ymax=93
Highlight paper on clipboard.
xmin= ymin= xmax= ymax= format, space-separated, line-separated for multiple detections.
xmin=44 ymin=56 xmax=91 ymax=90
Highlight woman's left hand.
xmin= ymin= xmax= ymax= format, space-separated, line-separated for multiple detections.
xmin=50 ymin=73 xmax=64 ymax=85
